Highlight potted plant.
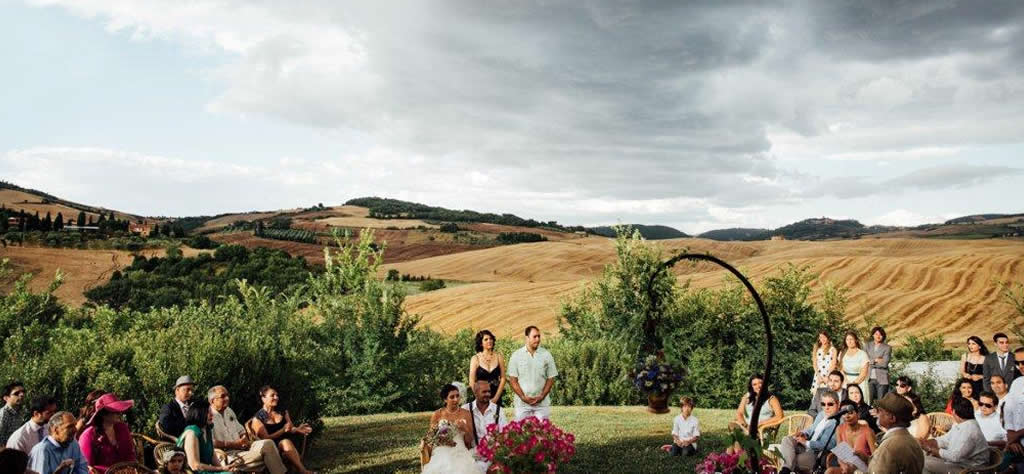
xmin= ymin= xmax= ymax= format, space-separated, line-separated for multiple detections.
xmin=631 ymin=353 xmax=684 ymax=413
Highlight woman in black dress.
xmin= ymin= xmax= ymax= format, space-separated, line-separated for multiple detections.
xmin=469 ymin=330 xmax=506 ymax=403
xmin=251 ymin=385 xmax=314 ymax=474
xmin=960 ymin=335 xmax=988 ymax=397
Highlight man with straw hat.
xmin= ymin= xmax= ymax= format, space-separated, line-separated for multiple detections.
xmin=868 ymin=393 xmax=924 ymax=474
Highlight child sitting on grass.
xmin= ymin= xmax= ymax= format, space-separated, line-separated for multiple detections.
xmin=662 ymin=396 xmax=700 ymax=457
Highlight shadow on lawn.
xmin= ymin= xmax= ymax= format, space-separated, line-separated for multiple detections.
xmin=561 ymin=432 xmax=733 ymax=474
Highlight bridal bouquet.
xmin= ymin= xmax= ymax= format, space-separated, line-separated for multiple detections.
xmin=476 ymin=416 xmax=575 ymax=473
xmin=422 ymin=419 xmax=457 ymax=449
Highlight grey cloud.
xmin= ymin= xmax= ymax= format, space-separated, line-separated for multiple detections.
xmin=809 ymin=164 xmax=1021 ymax=199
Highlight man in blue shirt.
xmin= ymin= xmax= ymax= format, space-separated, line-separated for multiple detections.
xmin=28 ymin=411 xmax=88 ymax=474
xmin=779 ymin=390 xmax=839 ymax=474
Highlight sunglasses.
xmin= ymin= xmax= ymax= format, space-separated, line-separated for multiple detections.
xmin=1016 ymin=360 xmax=1024 ymax=366
xmin=11 ymin=391 xmax=25 ymax=396
xmin=896 ymin=383 xmax=909 ymax=388
xmin=980 ymin=402 xmax=995 ymax=408
xmin=822 ymin=402 xmax=837 ymax=407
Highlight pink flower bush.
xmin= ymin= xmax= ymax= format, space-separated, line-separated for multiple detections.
xmin=696 ymin=449 xmax=776 ymax=474
xmin=476 ymin=417 xmax=576 ymax=473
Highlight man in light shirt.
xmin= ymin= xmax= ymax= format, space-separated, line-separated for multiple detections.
xmin=975 ymin=391 xmax=1006 ymax=448
xmin=507 ymin=326 xmax=558 ymax=421
xmin=27 ymin=411 xmax=88 ymax=474
xmin=921 ymin=397 xmax=989 ymax=473
xmin=207 ymin=385 xmax=286 ymax=474
xmin=991 ymin=374 xmax=1009 ymax=403
xmin=5 ymin=396 xmax=57 ymax=453
xmin=999 ymin=348 xmax=1024 ymax=471
xmin=462 ymin=380 xmax=507 ymax=445
xmin=778 ymin=390 xmax=839 ymax=474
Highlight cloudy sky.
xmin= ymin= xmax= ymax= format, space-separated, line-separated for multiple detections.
xmin=2 ymin=0 xmax=1022 ymax=233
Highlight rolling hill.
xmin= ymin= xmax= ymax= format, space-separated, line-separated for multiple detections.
xmin=587 ymin=224 xmax=688 ymax=240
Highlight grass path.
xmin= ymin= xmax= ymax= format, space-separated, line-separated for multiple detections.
xmin=307 ymin=406 xmax=745 ymax=473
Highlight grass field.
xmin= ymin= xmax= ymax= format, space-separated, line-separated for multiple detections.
xmin=306 ymin=406 xmax=742 ymax=473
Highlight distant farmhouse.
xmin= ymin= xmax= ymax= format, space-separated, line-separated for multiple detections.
xmin=129 ymin=222 xmax=153 ymax=236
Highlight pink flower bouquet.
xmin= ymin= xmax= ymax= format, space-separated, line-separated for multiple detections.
xmin=476 ymin=416 xmax=576 ymax=473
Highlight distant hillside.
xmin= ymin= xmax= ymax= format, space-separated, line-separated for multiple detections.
xmin=698 ymin=228 xmax=771 ymax=241
xmin=0 ymin=180 xmax=141 ymax=221
xmin=345 ymin=197 xmax=582 ymax=233
xmin=773 ymin=217 xmax=867 ymax=240
xmin=945 ymin=213 xmax=1024 ymax=225
xmin=587 ymin=225 xmax=688 ymax=240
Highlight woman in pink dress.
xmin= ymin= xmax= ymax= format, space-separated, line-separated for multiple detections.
xmin=78 ymin=393 xmax=137 ymax=473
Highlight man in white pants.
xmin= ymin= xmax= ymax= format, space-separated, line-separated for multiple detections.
xmin=208 ymin=385 xmax=287 ymax=474
xmin=507 ymin=326 xmax=558 ymax=420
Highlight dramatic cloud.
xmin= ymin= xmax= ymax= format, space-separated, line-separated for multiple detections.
xmin=8 ymin=0 xmax=1024 ymax=231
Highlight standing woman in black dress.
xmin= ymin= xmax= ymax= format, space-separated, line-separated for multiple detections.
xmin=469 ymin=330 xmax=506 ymax=404
xmin=960 ymin=335 xmax=989 ymax=397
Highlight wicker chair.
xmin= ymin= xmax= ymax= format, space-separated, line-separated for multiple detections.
xmin=154 ymin=421 xmax=177 ymax=443
xmin=959 ymin=447 xmax=1005 ymax=474
xmin=131 ymin=432 xmax=163 ymax=466
xmin=760 ymin=413 xmax=813 ymax=444
xmin=926 ymin=412 xmax=955 ymax=438
xmin=762 ymin=414 xmax=814 ymax=468
xmin=105 ymin=461 xmax=154 ymax=474
xmin=152 ymin=442 xmax=180 ymax=468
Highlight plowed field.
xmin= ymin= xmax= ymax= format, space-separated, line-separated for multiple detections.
xmin=385 ymin=237 xmax=1024 ymax=342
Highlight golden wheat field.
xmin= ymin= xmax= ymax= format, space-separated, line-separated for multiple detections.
xmin=384 ymin=237 xmax=1024 ymax=343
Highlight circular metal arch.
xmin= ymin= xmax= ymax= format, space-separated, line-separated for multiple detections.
xmin=645 ymin=253 xmax=774 ymax=443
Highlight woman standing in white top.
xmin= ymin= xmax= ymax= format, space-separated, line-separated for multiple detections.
xmin=839 ymin=331 xmax=871 ymax=404
xmin=812 ymin=331 xmax=838 ymax=393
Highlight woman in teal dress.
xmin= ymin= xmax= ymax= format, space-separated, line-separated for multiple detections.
xmin=177 ymin=401 xmax=241 ymax=473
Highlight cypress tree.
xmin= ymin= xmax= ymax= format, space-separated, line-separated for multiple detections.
xmin=44 ymin=211 xmax=53 ymax=231
xmin=77 ymin=211 xmax=86 ymax=227
xmin=55 ymin=212 xmax=64 ymax=231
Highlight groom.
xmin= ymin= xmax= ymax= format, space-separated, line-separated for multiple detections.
xmin=507 ymin=326 xmax=559 ymax=421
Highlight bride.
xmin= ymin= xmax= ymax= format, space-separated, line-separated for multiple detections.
xmin=422 ymin=382 xmax=483 ymax=474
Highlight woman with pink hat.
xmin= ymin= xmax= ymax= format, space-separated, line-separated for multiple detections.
xmin=78 ymin=393 xmax=137 ymax=473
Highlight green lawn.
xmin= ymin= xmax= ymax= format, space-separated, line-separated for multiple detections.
xmin=306 ymin=406 xmax=751 ymax=473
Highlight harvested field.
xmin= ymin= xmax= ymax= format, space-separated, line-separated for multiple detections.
xmin=0 ymin=189 xmax=136 ymax=222
xmin=194 ymin=211 xmax=295 ymax=233
xmin=316 ymin=216 xmax=437 ymax=229
xmin=459 ymin=223 xmax=580 ymax=241
xmin=1 ymin=246 xmax=207 ymax=306
xmin=388 ymin=237 xmax=1024 ymax=342
xmin=209 ymin=230 xmax=483 ymax=264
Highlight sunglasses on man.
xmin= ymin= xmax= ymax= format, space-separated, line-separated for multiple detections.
xmin=979 ymin=402 xmax=995 ymax=408
xmin=822 ymin=402 xmax=836 ymax=407
xmin=1015 ymin=360 xmax=1024 ymax=366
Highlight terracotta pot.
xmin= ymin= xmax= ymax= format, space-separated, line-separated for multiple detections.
xmin=647 ymin=392 xmax=671 ymax=414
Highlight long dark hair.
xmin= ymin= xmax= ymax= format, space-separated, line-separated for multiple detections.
xmin=904 ymin=392 xmax=925 ymax=419
xmin=475 ymin=330 xmax=496 ymax=353
xmin=950 ymin=377 xmax=978 ymax=406
xmin=78 ymin=390 xmax=106 ymax=422
xmin=184 ymin=401 xmax=212 ymax=429
xmin=967 ymin=336 xmax=990 ymax=356
xmin=846 ymin=384 xmax=869 ymax=409
xmin=746 ymin=374 xmax=772 ymax=403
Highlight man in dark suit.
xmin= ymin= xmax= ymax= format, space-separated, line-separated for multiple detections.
xmin=158 ymin=375 xmax=196 ymax=438
xmin=984 ymin=333 xmax=1017 ymax=392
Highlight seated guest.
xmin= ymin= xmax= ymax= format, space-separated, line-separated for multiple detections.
xmin=999 ymin=349 xmax=1024 ymax=472
xmin=921 ymin=397 xmax=989 ymax=473
xmin=808 ymin=371 xmax=845 ymax=418
xmin=868 ymin=393 xmax=924 ymax=474
xmin=177 ymin=401 xmax=240 ymax=473
xmin=462 ymin=380 xmax=508 ymax=447
xmin=74 ymin=390 xmax=106 ymax=437
xmin=903 ymin=391 xmax=931 ymax=440
xmin=825 ymin=399 xmax=876 ymax=474
xmin=668 ymin=397 xmax=699 ymax=457
xmin=159 ymin=376 xmax=196 ymax=438
xmin=78 ymin=393 xmax=136 ymax=473
xmin=5 ymin=396 xmax=57 ymax=453
xmin=28 ymin=411 xmax=88 ymax=474
xmin=207 ymin=385 xmax=286 ymax=474
xmin=730 ymin=374 xmax=785 ymax=433
xmin=990 ymin=374 xmax=1009 ymax=403
xmin=251 ymin=385 xmax=314 ymax=474
xmin=158 ymin=449 xmax=187 ymax=474
xmin=945 ymin=377 xmax=979 ymax=414
xmin=0 ymin=382 xmax=27 ymax=445
xmin=779 ymin=390 xmax=840 ymax=474
xmin=974 ymin=391 xmax=1005 ymax=447
xmin=844 ymin=384 xmax=878 ymax=433
xmin=0 ymin=447 xmax=32 ymax=474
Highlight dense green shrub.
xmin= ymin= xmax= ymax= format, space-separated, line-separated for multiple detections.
xmin=894 ymin=334 xmax=957 ymax=362
xmin=558 ymin=227 xmax=853 ymax=410
xmin=497 ymin=232 xmax=547 ymax=244
xmin=419 ymin=279 xmax=446 ymax=292
xmin=85 ymin=245 xmax=313 ymax=311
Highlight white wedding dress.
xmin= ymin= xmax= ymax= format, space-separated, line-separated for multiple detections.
xmin=422 ymin=425 xmax=486 ymax=474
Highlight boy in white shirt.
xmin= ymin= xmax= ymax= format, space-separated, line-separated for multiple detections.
xmin=663 ymin=396 xmax=700 ymax=457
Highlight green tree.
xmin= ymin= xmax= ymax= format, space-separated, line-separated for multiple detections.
xmin=54 ymin=212 xmax=64 ymax=231
xmin=77 ymin=211 xmax=86 ymax=227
